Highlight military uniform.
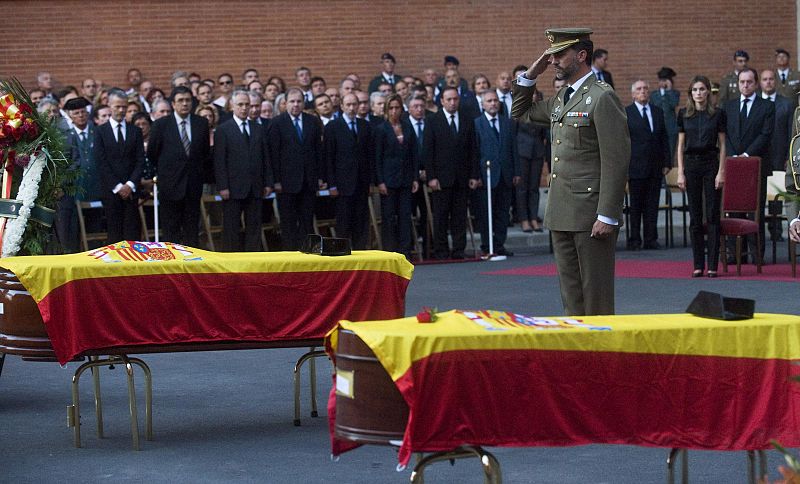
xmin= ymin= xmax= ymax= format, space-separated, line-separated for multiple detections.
xmin=511 ymin=28 xmax=631 ymax=316
xmin=777 ymin=69 xmax=800 ymax=107
xmin=718 ymin=71 xmax=740 ymax=107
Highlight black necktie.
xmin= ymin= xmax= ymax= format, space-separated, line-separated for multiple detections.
xmin=739 ymin=98 xmax=749 ymax=130
xmin=490 ymin=118 xmax=499 ymax=139
xmin=416 ymin=121 xmax=423 ymax=147
xmin=642 ymin=106 xmax=651 ymax=132
xmin=563 ymin=86 xmax=575 ymax=104
xmin=597 ymin=72 xmax=604 ymax=82
xmin=116 ymin=123 xmax=124 ymax=150
xmin=782 ymin=73 xmax=787 ymax=84
xmin=449 ymin=114 xmax=457 ymax=134
xmin=241 ymin=121 xmax=250 ymax=144
xmin=350 ymin=120 xmax=357 ymax=135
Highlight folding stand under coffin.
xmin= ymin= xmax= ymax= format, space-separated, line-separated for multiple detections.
xmin=66 ymin=341 xmax=327 ymax=450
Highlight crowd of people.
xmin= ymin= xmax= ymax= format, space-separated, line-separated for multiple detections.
xmin=29 ymin=47 xmax=800 ymax=264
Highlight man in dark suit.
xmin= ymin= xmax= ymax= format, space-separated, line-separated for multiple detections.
xmin=626 ymin=80 xmax=671 ymax=250
xmin=473 ymin=90 xmax=520 ymax=256
xmin=724 ymin=68 xmax=775 ymax=260
xmin=591 ymin=49 xmax=614 ymax=89
xmin=325 ymin=92 xmax=374 ymax=250
xmin=424 ymin=86 xmax=480 ymax=259
xmin=214 ymin=89 xmax=273 ymax=251
xmin=147 ymin=86 xmax=211 ymax=247
xmin=56 ymin=97 xmax=93 ymax=252
xmin=94 ymin=88 xmax=145 ymax=244
xmin=268 ymin=88 xmax=325 ymax=250
xmin=436 ymin=69 xmax=480 ymax=122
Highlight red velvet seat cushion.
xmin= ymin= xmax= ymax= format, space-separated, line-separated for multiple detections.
xmin=720 ymin=218 xmax=758 ymax=236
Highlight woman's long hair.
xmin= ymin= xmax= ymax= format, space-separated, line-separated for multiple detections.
xmin=684 ymin=75 xmax=714 ymax=117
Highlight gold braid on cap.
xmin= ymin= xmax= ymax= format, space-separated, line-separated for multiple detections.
xmin=550 ymin=38 xmax=580 ymax=50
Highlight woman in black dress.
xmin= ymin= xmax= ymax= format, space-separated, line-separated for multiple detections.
xmin=675 ymin=75 xmax=727 ymax=277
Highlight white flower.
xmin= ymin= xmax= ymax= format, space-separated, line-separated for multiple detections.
xmin=2 ymin=153 xmax=45 ymax=257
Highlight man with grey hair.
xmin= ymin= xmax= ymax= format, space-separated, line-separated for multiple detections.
xmin=150 ymin=99 xmax=172 ymax=121
xmin=93 ymin=88 xmax=146 ymax=243
xmin=214 ymin=88 xmax=273 ymax=251
xmin=36 ymin=71 xmax=54 ymax=96
xmin=625 ymin=79 xmax=670 ymax=250
xmin=171 ymin=71 xmax=190 ymax=88
xmin=367 ymin=91 xmax=386 ymax=128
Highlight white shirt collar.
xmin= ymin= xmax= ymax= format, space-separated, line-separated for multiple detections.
xmin=290 ymin=113 xmax=302 ymax=124
xmin=110 ymin=118 xmax=125 ymax=130
xmin=762 ymin=92 xmax=776 ymax=101
xmin=74 ymin=125 xmax=89 ymax=136
xmin=634 ymin=101 xmax=649 ymax=111
xmin=740 ymin=93 xmax=756 ymax=103
xmin=484 ymin=111 xmax=499 ymax=123
xmin=778 ymin=68 xmax=790 ymax=75
xmin=233 ymin=115 xmax=248 ymax=126
xmin=496 ymin=88 xmax=510 ymax=98
xmin=444 ymin=110 xmax=459 ymax=121
xmin=382 ymin=72 xmax=394 ymax=81
xmin=569 ymin=70 xmax=595 ymax=93
xmin=174 ymin=112 xmax=190 ymax=124
xmin=342 ymin=113 xmax=357 ymax=125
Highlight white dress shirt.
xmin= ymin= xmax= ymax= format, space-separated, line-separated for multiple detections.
xmin=174 ymin=112 xmax=192 ymax=142
xmin=634 ymin=101 xmax=653 ymax=131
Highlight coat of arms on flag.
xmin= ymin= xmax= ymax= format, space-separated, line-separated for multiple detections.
xmin=87 ymin=241 xmax=198 ymax=263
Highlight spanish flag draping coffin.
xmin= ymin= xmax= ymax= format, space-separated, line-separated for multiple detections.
xmin=0 ymin=241 xmax=413 ymax=364
xmin=328 ymin=310 xmax=800 ymax=466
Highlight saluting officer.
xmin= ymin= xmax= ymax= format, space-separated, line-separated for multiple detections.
xmin=511 ymin=28 xmax=630 ymax=316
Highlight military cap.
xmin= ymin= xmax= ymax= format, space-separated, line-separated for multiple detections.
xmin=657 ymin=67 xmax=677 ymax=80
xmin=733 ymin=49 xmax=750 ymax=60
xmin=776 ymin=48 xmax=790 ymax=58
xmin=63 ymin=97 xmax=90 ymax=111
xmin=544 ymin=28 xmax=593 ymax=55
xmin=444 ymin=55 xmax=460 ymax=66
xmin=381 ymin=52 xmax=396 ymax=63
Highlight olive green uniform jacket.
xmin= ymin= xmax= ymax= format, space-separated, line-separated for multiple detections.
xmin=511 ymin=74 xmax=630 ymax=232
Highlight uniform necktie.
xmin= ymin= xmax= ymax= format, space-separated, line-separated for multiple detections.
xmin=597 ymin=71 xmax=604 ymax=82
xmin=180 ymin=119 xmax=190 ymax=155
xmin=80 ymin=131 xmax=87 ymax=146
xmin=739 ymin=98 xmax=749 ymax=131
xmin=449 ymin=114 xmax=457 ymax=134
xmin=502 ymin=94 xmax=510 ymax=117
xmin=563 ymin=86 xmax=575 ymax=104
xmin=490 ymin=118 xmax=499 ymax=139
xmin=782 ymin=72 xmax=787 ymax=84
xmin=241 ymin=121 xmax=250 ymax=143
xmin=116 ymin=123 xmax=124 ymax=149
xmin=294 ymin=117 xmax=303 ymax=140
xmin=642 ymin=106 xmax=651 ymax=132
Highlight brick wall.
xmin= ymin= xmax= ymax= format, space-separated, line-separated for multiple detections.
xmin=2 ymin=0 xmax=796 ymax=100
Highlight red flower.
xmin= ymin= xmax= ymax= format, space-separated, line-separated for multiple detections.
xmin=416 ymin=306 xmax=438 ymax=323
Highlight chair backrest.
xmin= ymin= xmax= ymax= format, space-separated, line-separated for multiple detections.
xmin=722 ymin=157 xmax=761 ymax=214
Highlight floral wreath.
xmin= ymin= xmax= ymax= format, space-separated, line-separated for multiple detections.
xmin=0 ymin=78 xmax=77 ymax=256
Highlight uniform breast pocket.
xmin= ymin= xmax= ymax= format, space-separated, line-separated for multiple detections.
xmin=569 ymin=117 xmax=591 ymax=148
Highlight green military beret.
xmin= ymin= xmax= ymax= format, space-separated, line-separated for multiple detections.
xmin=544 ymin=28 xmax=593 ymax=55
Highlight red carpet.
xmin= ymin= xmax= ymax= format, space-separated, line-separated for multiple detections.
xmin=483 ymin=260 xmax=799 ymax=282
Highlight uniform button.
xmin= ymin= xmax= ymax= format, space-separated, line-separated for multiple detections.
xmin=556 ymin=139 xmax=561 ymax=144
xmin=552 ymin=174 xmax=557 ymax=179
xmin=573 ymin=123 xmax=578 ymax=127
xmin=559 ymin=122 xmax=563 ymax=127
xmin=553 ymin=156 xmax=559 ymax=162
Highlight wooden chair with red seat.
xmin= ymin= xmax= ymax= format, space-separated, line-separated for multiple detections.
xmin=719 ymin=156 xmax=763 ymax=276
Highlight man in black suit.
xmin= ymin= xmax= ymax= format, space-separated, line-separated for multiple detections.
xmin=214 ymin=88 xmax=273 ymax=251
xmin=269 ymin=88 xmax=325 ymax=250
xmin=724 ymin=68 xmax=775 ymax=259
xmin=94 ymin=88 xmax=145 ymax=244
xmin=424 ymin=86 xmax=480 ymax=259
xmin=626 ymin=80 xmax=671 ymax=250
xmin=147 ymin=86 xmax=211 ymax=247
xmin=325 ymin=92 xmax=374 ymax=250
xmin=591 ymin=49 xmax=614 ymax=88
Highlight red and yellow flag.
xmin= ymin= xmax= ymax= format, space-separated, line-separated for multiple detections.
xmin=1 ymin=242 xmax=413 ymax=364
xmin=329 ymin=310 xmax=800 ymax=465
